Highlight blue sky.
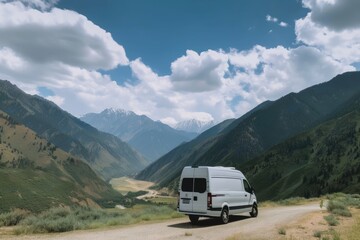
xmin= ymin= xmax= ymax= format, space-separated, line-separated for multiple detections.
xmin=58 ymin=0 xmax=308 ymax=79
xmin=0 ymin=0 xmax=359 ymax=126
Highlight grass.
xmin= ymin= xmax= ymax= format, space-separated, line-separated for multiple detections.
xmin=327 ymin=199 xmax=352 ymax=217
xmin=185 ymin=232 xmax=192 ymax=236
xmin=259 ymin=196 xmax=315 ymax=208
xmin=11 ymin=204 xmax=182 ymax=234
xmin=343 ymin=214 xmax=360 ymax=240
xmin=313 ymin=230 xmax=322 ymax=238
xmin=323 ymin=214 xmax=339 ymax=226
xmin=278 ymin=227 xmax=286 ymax=235
xmin=0 ymin=209 xmax=30 ymax=227
xmin=147 ymin=196 xmax=177 ymax=206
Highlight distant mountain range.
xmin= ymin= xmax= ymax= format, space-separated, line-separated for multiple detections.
xmin=81 ymin=108 xmax=197 ymax=161
xmin=174 ymin=119 xmax=215 ymax=134
xmin=0 ymin=80 xmax=148 ymax=180
xmin=137 ymin=71 xmax=360 ymax=199
xmin=2 ymin=71 xmax=359 ymax=207
xmin=0 ymin=110 xmax=123 ymax=212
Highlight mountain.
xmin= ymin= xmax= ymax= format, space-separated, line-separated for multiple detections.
xmin=81 ymin=108 xmax=197 ymax=161
xmin=137 ymin=71 xmax=360 ymax=192
xmin=240 ymin=100 xmax=360 ymax=200
xmin=175 ymin=119 xmax=215 ymax=134
xmin=136 ymin=118 xmax=236 ymax=190
xmin=0 ymin=80 xmax=148 ymax=180
xmin=0 ymin=110 xmax=124 ymax=212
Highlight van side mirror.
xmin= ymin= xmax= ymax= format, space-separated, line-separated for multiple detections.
xmin=251 ymin=187 xmax=255 ymax=194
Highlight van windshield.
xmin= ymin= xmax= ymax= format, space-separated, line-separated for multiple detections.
xmin=181 ymin=178 xmax=206 ymax=193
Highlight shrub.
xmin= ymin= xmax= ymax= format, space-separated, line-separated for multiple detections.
xmin=40 ymin=207 xmax=71 ymax=220
xmin=16 ymin=204 xmax=181 ymax=234
xmin=278 ymin=227 xmax=286 ymax=235
xmin=313 ymin=230 xmax=322 ymax=238
xmin=332 ymin=208 xmax=352 ymax=217
xmin=0 ymin=209 xmax=30 ymax=226
xmin=277 ymin=197 xmax=306 ymax=205
xmin=327 ymin=200 xmax=352 ymax=217
xmin=324 ymin=214 xmax=339 ymax=226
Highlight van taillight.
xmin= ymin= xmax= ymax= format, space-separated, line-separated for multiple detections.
xmin=177 ymin=192 xmax=180 ymax=209
xmin=207 ymin=192 xmax=212 ymax=208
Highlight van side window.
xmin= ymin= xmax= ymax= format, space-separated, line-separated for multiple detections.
xmin=181 ymin=178 xmax=193 ymax=192
xmin=243 ymin=179 xmax=252 ymax=193
xmin=181 ymin=178 xmax=206 ymax=193
xmin=194 ymin=178 xmax=206 ymax=193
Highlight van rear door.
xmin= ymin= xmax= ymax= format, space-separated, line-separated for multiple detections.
xmin=191 ymin=168 xmax=208 ymax=213
xmin=180 ymin=176 xmax=194 ymax=212
xmin=179 ymin=167 xmax=208 ymax=213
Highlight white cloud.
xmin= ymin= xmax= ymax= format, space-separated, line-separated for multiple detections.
xmin=296 ymin=0 xmax=360 ymax=64
xmin=224 ymin=45 xmax=354 ymax=116
xmin=266 ymin=15 xmax=278 ymax=22
xmin=279 ymin=21 xmax=288 ymax=27
xmin=0 ymin=1 xmax=128 ymax=70
xmin=0 ymin=1 xmax=130 ymax=116
xmin=302 ymin=0 xmax=360 ymax=31
xmin=170 ymin=50 xmax=229 ymax=92
xmin=0 ymin=0 xmax=356 ymax=127
xmin=266 ymin=15 xmax=288 ymax=28
xmin=0 ymin=0 xmax=59 ymax=10
xmin=46 ymin=95 xmax=64 ymax=106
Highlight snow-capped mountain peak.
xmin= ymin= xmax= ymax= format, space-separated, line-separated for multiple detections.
xmin=102 ymin=108 xmax=135 ymax=117
xmin=175 ymin=119 xmax=215 ymax=134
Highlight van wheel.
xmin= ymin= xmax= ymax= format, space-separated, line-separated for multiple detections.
xmin=189 ymin=215 xmax=199 ymax=224
xmin=220 ymin=207 xmax=229 ymax=224
xmin=250 ymin=204 xmax=258 ymax=217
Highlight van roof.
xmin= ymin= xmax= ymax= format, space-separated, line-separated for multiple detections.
xmin=188 ymin=166 xmax=235 ymax=170
xmin=184 ymin=166 xmax=245 ymax=178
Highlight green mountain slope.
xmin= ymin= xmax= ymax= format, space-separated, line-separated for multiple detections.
xmin=0 ymin=111 xmax=124 ymax=212
xmin=197 ymin=71 xmax=360 ymax=166
xmin=137 ymin=71 xmax=360 ymax=191
xmin=240 ymin=104 xmax=360 ymax=201
xmin=136 ymin=118 xmax=236 ymax=189
xmin=0 ymin=80 xmax=148 ymax=180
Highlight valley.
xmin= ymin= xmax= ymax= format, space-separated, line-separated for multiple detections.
xmin=1 ymin=72 xmax=360 ymax=239
xmin=1 ymin=1 xmax=359 ymax=239
xmin=137 ymin=72 xmax=360 ymax=200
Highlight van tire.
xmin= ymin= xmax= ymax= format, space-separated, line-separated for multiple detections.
xmin=250 ymin=203 xmax=258 ymax=217
xmin=220 ymin=207 xmax=229 ymax=224
xmin=189 ymin=215 xmax=199 ymax=224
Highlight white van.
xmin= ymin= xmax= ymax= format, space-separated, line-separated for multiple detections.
xmin=178 ymin=166 xmax=257 ymax=224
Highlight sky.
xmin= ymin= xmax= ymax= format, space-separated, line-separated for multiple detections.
xmin=0 ymin=0 xmax=359 ymax=126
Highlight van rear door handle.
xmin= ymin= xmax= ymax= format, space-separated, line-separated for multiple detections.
xmin=245 ymin=194 xmax=248 ymax=197
xmin=194 ymin=196 xmax=198 ymax=201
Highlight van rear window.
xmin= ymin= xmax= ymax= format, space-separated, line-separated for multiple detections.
xmin=181 ymin=178 xmax=193 ymax=192
xmin=181 ymin=178 xmax=206 ymax=193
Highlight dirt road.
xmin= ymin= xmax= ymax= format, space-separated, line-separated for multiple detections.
xmin=2 ymin=203 xmax=320 ymax=240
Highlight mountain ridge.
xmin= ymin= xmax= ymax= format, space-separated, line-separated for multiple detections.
xmin=81 ymin=108 xmax=197 ymax=161
xmin=137 ymin=71 xmax=360 ymax=194
xmin=0 ymin=80 xmax=148 ymax=180
xmin=0 ymin=110 xmax=124 ymax=212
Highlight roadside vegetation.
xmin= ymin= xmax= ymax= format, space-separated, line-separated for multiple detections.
xmin=277 ymin=193 xmax=360 ymax=240
xmin=0 ymin=187 xmax=182 ymax=235
xmin=1 ymin=192 xmax=359 ymax=237
xmin=227 ymin=193 xmax=360 ymax=240
xmin=0 ymin=202 xmax=182 ymax=234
